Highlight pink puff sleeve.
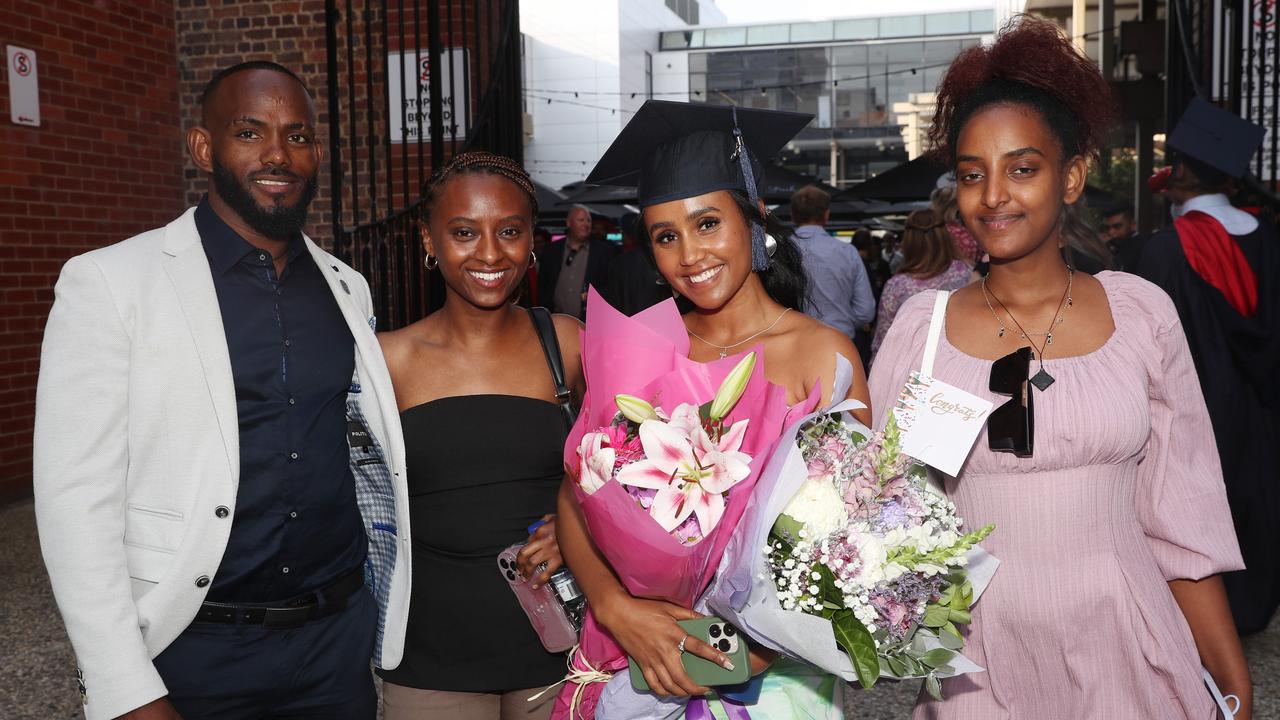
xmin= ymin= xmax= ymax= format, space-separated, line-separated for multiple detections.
xmin=867 ymin=290 xmax=938 ymax=433
xmin=1136 ymin=288 xmax=1244 ymax=581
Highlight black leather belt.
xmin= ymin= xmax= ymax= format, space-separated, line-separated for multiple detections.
xmin=194 ymin=567 xmax=365 ymax=629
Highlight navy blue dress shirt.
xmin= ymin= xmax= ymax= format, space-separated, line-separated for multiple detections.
xmin=195 ymin=198 xmax=366 ymax=603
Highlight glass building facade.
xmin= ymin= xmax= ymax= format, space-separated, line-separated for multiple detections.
xmin=659 ymin=10 xmax=994 ymax=187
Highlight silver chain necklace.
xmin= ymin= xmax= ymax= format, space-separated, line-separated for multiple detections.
xmin=686 ymin=308 xmax=791 ymax=359
xmin=981 ymin=269 xmax=1074 ymax=391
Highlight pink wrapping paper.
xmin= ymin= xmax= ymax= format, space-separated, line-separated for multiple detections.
xmin=553 ymin=290 xmax=800 ymax=720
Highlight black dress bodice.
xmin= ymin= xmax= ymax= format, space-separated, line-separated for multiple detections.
xmin=377 ymin=394 xmax=568 ymax=692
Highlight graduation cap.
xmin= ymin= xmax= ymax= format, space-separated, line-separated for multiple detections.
xmin=1167 ymin=97 xmax=1265 ymax=179
xmin=586 ymin=100 xmax=812 ymax=270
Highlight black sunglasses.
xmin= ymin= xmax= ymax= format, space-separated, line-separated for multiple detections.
xmin=988 ymin=347 xmax=1034 ymax=457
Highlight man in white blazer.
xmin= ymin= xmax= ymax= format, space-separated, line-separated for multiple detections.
xmin=33 ymin=61 xmax=409 ymax=720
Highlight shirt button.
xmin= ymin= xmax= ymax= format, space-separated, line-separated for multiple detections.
xmin=215 ymin=506 xmax=230 ymax=519
xmin=284 ymin=339 xmax=291 ymax=347
xmin=289 ymin=511 xmax=298 ymax=519
xmin=258 ymin=253 xmax=267 ymax=262
xmin=290 ymin=452 xmax=299 ymax=460
xmin=195 ymin=575 xmax=211 ymax=588
xmin=281 ymin=567 xmax=290 ymax=574
xmin=288 ymin=397 xmax=296 ymax=405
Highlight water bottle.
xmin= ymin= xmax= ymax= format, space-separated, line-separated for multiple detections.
xmin=528 ymin=519 xmax=587 ymax=631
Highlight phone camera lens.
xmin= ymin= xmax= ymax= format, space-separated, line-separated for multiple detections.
xmin=716 ymin=639 xmax=730 ymax=652
xmin=724 ymin=625 xmax=736 ymax=637
xmin=709 ymin=624 xmax=722 ymax=638
xmin=505 ymin=570 xmax=516 ymax=581
xmin=499 ymin=558 xmax=510 ymax=569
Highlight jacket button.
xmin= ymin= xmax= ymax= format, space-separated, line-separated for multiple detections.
xmin=195 ymin=576 xmax=210 ymax=588
xmin=215 ymin=506 xmax=230 ymax=519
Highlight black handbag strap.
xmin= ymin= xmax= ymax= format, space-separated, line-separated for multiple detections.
xmin=527 ymin=306 xmax=578 ymax=431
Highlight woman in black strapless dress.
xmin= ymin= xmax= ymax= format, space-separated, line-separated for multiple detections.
xmin=376 ymin=152 xmax=584 ymax=720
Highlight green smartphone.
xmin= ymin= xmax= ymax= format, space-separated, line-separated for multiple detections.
xmin=628 ymin=617 xmax=751 ymax=691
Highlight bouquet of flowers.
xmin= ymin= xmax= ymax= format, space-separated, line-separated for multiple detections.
xmin=767 ymin=411 xmax=993 ymax=699
xmin=552 ymin=291 xmax=806 ymax=720
xmin=576 ymin=353 xmax=758 ymax=546
xmin=700 ymin=357 xmax=999 ymax=701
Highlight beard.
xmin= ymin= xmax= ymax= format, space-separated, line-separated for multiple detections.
xmin=212 ymin=158 xmax=318 ymax=240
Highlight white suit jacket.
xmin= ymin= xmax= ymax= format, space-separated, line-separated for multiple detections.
xmin=33 ymin=208 xmax=411 ymax=720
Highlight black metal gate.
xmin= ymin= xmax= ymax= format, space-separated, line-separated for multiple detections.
xmin=323 ymin=0 xmax=523 ymax=329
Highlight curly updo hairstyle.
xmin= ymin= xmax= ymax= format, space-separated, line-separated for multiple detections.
xmin=928 ymin=16 xmax=1117 ymax=268
xmin=930 ymin=16 xmax=1116 ymax=165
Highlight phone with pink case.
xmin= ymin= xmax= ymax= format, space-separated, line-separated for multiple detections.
xmin=497 ymin=543 xmax=578 ymax=653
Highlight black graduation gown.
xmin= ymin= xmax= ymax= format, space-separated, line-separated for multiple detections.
xmin=1138 ymin=216 xmax=1280 ymax=634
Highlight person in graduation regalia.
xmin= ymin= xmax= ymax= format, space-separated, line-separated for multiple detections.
xmin=1138 ymin=97 xmax=1280 ymax=635
xmin=554 ymin=100 xmax=874 ymax=719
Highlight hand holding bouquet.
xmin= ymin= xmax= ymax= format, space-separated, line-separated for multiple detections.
xmin=552 ymin=291 xmax=801 ymax=720
xmin=700 ymin=356 xmax=999 ymax=702
xmin=768 ymin=412 xmax=993 ymax=699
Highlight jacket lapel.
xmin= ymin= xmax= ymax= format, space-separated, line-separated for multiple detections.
xmin=160 ymin=209 xmax=240 ymax=478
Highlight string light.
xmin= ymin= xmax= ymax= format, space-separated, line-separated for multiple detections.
xmin=524 ymin=23 xmax=1121 ymax=99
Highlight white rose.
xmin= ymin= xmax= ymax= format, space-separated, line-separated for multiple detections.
xmin=852 ymin=534 xmax=888 ymax=587
xmin=781 ymin=477 xmax=848 ymax=539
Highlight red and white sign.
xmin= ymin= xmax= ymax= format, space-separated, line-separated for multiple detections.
xmin=387 ymin=48 xmax=469 ymax=144
xmin=7 ymin=45 xmax=40 ymax=127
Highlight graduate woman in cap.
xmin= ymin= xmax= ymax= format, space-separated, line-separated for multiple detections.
xmin=1139 ymin=98 xmax=1280 ymax=637
xmin=868 ymin=18 xmax=1251 ymax=719
xmin=555 ymin=100 xmax=872 ymax=718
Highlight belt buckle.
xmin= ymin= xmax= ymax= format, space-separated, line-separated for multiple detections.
xmin=261 ymin=605 xmax=313 ymax=630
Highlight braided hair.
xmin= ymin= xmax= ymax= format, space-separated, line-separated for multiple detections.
xmin=420 ymin=151 xmax=538 ymax=222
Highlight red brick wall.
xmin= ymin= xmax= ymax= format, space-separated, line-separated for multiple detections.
xmin=175 ymin=0 xmax=343 ymax=244
xmin=0 ymin=0 xmax=184 ymax=502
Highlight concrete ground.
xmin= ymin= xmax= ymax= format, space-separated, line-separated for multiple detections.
xmin=2 ymin=497 xmax=1276 ymax=718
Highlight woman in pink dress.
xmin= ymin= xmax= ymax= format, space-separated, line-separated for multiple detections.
xmin=871 ymin=208 xmax=973 ymax=358
xmin=868 ymin=18 xmax=1251 ymax=719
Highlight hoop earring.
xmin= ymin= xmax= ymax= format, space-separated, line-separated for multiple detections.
xmin=764 ymin=233 xmax=779 ymax=258
xmin=424 ymin=254 xmax=438 ymax=270
xmin=529 ymin=250 xmax=538 ymax=272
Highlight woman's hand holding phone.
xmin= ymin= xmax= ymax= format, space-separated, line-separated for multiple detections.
xmin=597 ymin=594 xmax=734 ymax=697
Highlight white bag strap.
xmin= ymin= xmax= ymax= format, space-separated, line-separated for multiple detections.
xmin=920 ymin=290 xmax=951 ymax=379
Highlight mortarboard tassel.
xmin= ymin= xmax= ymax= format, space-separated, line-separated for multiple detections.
xmin=731 ymin=106 xmax=771 ymax=272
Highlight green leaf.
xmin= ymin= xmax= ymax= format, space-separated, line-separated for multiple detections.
xmin=924 ymin=673 xmax=943 ymax=701
xmin=771 ymin=513 xmax=804 ymax=542
xmin=885 ymin=654 xmax=907 ymax=678
xmin=922 ymin=604 xmax=951 ymax=628
xmin=831 ymin=610 xmax=880 ymax=690
xmin=948 ymin=609 xmax=971 ymax=625
xmin=902 ymin=655 xmax=924 ymax=677
xmin=933 ymin=627 xmax=964 ymax=651
xmin=921 ymin=649 xmax=956 ymax=668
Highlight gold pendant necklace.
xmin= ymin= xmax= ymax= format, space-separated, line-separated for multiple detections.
xmin=686 ymin=308 xmax=791 ymax=359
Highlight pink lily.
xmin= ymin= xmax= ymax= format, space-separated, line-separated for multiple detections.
xmin=576 ymin=431 xmax=616 ymax=495
xmin=617 ymin=418 xmax=752 ymax=533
